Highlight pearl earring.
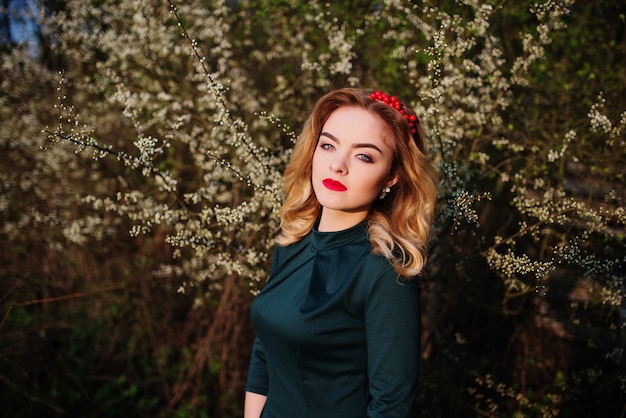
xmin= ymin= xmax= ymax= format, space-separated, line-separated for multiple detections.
xmin=379 ymin=186 xmax=391 ymax=199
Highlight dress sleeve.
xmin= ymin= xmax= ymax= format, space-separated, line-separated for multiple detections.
xmin=245 ymin=334 xmax=269 ymax=395
xmin=365 ymin=269 xmax=421 ymax=417
xmin=245 ymin=245 xmax=282 ymax=396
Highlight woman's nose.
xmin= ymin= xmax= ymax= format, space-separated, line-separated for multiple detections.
xmin=329 ymin=155 xmax=348 ymax=174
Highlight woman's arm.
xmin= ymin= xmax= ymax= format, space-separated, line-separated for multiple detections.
xmin=245 ymin=335 xmax=268 ymax=417
xmin=365 ymin=274 xmax=421 ymax=417
xmin=244 ymin=391 xmax=267 ymax=418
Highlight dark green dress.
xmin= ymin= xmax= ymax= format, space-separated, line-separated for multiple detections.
xmin=246 ymin=220 xmax=421 ymax=417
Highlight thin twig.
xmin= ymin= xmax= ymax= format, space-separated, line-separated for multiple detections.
xmin=0 ymin=285 xmax=121 ymax=329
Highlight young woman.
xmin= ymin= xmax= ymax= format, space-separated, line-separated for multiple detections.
xmin=244 ymin=88 xmax=438 ymax=417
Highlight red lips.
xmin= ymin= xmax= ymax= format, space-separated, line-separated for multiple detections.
xmin=322 ymin=178 xmax=347 ymax=192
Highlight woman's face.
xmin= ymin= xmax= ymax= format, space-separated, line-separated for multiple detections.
xmin=312 ymin=106 xmax=398 ymax=230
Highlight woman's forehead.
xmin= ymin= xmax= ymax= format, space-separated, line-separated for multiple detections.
xmin=322 ymin=106 xmax=395 ymax=148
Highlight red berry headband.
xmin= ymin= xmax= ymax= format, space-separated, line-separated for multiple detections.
xmin=370 ymin=90 xmax=419 ymax=137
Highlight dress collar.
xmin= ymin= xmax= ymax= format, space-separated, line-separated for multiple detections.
xmin=310 ymin=218 xmax=369 ymax=251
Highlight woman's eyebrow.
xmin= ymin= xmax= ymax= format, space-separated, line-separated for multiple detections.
xmin=320 ymin=131 xmax=383 ymax=154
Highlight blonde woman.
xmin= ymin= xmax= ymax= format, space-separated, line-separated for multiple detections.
xmin=245 ymin=88 xmax=438 ymax=417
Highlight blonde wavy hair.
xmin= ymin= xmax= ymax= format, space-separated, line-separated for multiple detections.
xmin=276 ymin=88 xmax=438 ymax=277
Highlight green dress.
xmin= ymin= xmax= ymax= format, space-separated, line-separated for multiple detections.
xmin=246 ymin=220 xmax=421 ymax=417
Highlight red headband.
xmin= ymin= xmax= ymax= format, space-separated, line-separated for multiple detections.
xmin=370 ymin=90 xmax=418 ymax=136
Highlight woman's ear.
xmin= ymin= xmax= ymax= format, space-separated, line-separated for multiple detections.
xmin=387 ymin=172 xmax=399 ymax=188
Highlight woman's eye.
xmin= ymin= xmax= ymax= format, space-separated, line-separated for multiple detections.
xmin=320 ymin=143 xmax=335 ymax=150
xmin=357 ymin=154 xmax=373 ymax=163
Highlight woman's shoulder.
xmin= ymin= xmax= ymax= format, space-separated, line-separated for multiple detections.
xmin=270 ymin=231 xmax=313 ymax=268
xmin=357 ymin=248 xmax=421 ymax=291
